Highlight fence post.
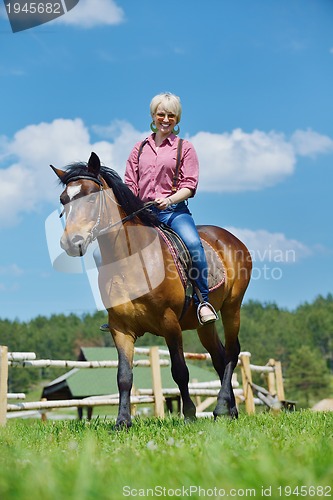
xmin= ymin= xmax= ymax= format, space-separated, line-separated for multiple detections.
xmin=239 ymin=352 xmax=255 ymax=414
xmin=274 ymin=360 xmax=285 ymax=401
xmin=149 ymin=347 xmax=164 ymax=418
xmin=267 ymin=358 xmax=277 ymax=396
xmin=0 ymin=346 xmax=8 ymax=426
xmin=40 ymin=398 xmax=48 ymax=422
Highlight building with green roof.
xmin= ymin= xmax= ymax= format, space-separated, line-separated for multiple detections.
xmin=42 ymin=347 xmax=218 ymax=404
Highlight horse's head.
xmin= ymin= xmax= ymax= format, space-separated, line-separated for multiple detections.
xmin=52 ymin=152 xmax=159 ymax=259
xmin=51 ymin=152 xmax=106 ymax=257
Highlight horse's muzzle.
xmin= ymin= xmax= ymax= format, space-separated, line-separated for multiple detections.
xmin=60 ymin=233 xmax=90 ymax=257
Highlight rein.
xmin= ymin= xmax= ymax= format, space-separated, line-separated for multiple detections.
xmin=61 ymin=175 xmax=156 ymax=241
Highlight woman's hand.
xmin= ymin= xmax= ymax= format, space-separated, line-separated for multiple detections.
xmin=154 ymin=188 xmax=192 ymax=210
xmin=154 ymin=197 xmax=172 ymax=210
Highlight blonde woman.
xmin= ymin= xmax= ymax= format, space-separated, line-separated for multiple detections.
xmin=124 ymin=92 xmax=217 ymax=324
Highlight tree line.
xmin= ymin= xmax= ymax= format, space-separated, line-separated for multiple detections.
xmin=1 ymin=294 xmax=332 ymax=408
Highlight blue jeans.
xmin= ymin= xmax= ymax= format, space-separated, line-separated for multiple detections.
xmin=152 ymin=202 xmax=209 ymax=304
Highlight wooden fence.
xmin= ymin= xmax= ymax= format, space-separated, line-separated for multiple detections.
xmin=0 ymin=345 xmax=286 ymax=426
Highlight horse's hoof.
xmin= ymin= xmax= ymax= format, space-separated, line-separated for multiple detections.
xmin=213 ymin=402 xmax=238 ymax=420
xmin=115 ymin=419 xmax=132 ymax=430
xmin=229 ymin=406 xmax=239 ymax=419
xmin=184 ymin=415 xmax=197 ymax=424
xmin=183 ymin=404 xmax=196 ymax=423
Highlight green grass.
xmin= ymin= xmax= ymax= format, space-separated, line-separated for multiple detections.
xmin=0 ymin=411 xmax=332 ymax=499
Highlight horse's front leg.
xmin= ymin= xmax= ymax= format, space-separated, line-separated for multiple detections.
xmin=110 ymin=328 xmax=135 ymax=429
xmin=165 ymin=326 xmax=196 ymax=422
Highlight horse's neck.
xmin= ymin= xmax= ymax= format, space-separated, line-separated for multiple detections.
xmin=97 ymin=187 xmax=160 ymax=264
xmin=97 ymin=223 xmax=159 ymax=271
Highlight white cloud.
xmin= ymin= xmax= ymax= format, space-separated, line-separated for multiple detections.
xmin=0 ymin=118 xmax=116 ymax=226
xmin=0 ymin=264 xmax=23 ymax=293
xmin=56 ymin=0 xmax=125 ymax=28
xmin=191 ymin=129 xmax=295 ymax=192
xmin=0 ymin=118 xmax=332 ymax=227
xmin=0 ymin=264 xmax=24 ymax=276
xmin=0 ymin=282 xmax=20 ymax=293
xmin=92 ymin=120 xmax=148 ymax=171
xmin=290 ymin=129 xmax=333 ymax=157
xmin=226 ymin=227 xmax=312 ymax=263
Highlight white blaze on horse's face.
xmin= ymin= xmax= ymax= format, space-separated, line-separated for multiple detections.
xmin=60 ymin=182 xmax=101 ymax=257
xmin=67 ymin=184 xmax=82 ymax=200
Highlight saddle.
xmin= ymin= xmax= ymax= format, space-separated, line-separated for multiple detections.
xmin=157 ymin=224 xmax=225 ymax=317
xmin=158 ymin=223 xmax=193 ymax=288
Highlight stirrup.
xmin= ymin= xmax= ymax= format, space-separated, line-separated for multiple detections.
xmin=197 ymin=302 xmax=218 ymax=325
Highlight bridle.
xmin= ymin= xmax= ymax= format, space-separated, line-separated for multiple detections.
xmin=60 ymin=175 xmax=156 ymax=242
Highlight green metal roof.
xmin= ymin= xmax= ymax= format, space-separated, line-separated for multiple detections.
xmin=43 ymin=347 xmax=218 ymax=399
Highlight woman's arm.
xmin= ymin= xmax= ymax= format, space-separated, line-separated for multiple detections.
xmin=155 ymin=188 xmax=193 ymax=210
xmin=124 ymin=144 xmax=140 ymax=196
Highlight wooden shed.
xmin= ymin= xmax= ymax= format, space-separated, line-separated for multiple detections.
xmin=41 ymin=346 xmax=218 ymax=414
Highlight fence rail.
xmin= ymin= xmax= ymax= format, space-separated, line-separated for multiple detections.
xmin=8 ymin=359 xmax=169 ymax=369
xmin=0 ymin=345 xmax=285 ymax=426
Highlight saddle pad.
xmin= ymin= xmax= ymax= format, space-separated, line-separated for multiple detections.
xmin=157 ymin=228 xmax=225 ymax=291
xmin=203 ymin=240 xmax=225 ymax=291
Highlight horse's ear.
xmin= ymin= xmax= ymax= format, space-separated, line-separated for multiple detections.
xmin=87 ymin=152 xmax=101 ymax=176
xmin=50 ymin=165 xmax=66 ymax=182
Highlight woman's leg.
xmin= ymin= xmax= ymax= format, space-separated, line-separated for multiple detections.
xmin=168 ymin=211 xmax=209 ymax=304
xmin=153 ymin=205 xmax=217 ymax=323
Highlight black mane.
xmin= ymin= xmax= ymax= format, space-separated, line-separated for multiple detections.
xmin=60 ymin=163 xmax=159 ymax=227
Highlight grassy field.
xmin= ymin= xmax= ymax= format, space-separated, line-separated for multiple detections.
xmin=0 ymin=411 xmax=332 ymax=499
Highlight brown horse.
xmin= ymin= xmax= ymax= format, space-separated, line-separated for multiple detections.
xmin=51 ymin=152 xmax=252 ymax=427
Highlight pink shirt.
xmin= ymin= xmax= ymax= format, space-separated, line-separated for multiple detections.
xmin=124 ymin=133 xmax=199 ymax=202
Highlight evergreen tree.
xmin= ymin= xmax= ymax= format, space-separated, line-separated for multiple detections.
xmin=286 ymin=345 xmax=331 ymax=407
xmin=1 ymin=294 xmax=332 ymax=401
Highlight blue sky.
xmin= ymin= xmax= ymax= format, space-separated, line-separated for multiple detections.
xmin=0 ymin=0 xmax=333 ymax=321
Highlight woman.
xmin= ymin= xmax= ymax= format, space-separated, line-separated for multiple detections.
xmin=124 ymin=92 xmax=217 ymax=325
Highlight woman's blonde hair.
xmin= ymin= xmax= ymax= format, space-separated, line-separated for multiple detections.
xmin=150 ymin=92 xmax=182 ymax=123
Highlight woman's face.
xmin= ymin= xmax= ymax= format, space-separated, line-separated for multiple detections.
xmin=153 ymin=104 xmax=177 ymax=136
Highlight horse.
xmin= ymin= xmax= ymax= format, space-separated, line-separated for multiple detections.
xmin=51 ymin=152 xmax=252 ymax=427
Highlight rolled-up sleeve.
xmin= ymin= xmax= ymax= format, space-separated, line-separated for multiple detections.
xmin=177 ymin=140 xmax=199 ymax=196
